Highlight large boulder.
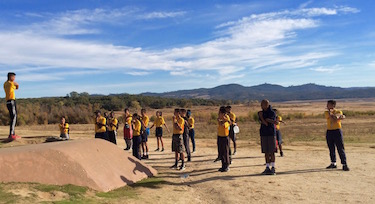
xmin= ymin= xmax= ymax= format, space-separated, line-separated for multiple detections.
xmin=0 ymin=139 xmax=157 ymax=192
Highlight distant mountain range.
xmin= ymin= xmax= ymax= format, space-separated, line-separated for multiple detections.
xmin=142 ymin=83 xmax=375 ymax=102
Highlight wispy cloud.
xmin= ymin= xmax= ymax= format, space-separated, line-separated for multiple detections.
xmin=0 ymin=5 xmax=359 ymax=80
xmin=310 ymin=65 xmax=342 ymax=73
xmin=140 ymin=11 xmax=186 ymax=19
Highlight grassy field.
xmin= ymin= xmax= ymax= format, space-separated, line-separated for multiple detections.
xmin=0 ymin=99 xmax=375 ymax=203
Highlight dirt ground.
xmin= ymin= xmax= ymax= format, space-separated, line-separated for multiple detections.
xmin=0 ymin=131 xmax=375 ymax=203
xmin=119 ymin=138 xmax=375 ymax=204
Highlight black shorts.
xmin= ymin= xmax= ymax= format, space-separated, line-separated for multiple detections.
xmin=156 ymin=127 xmax=163 ymax=137
xmin=261 ymin=136 xmax=277 ymax=153
xmin=276 ymin=130 xmax=283 ymax=145
xmin=141 ymin=131 xmax=148 ymax=142
xmin=229 ymin=126 xmax=236 ymax=141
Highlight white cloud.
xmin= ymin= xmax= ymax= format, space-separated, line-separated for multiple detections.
xmin=310 ymin=65 xmax=342 ymax=73
xmin=0 ymin=5 xmax=359 ymax=80
xmin=140 ymin=11 xmax=186 ymax=19
xmin=127 ymin=71 xmax=152 ymax=76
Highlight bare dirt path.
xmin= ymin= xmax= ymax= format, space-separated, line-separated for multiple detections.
xmin=118 ymin=138 xmax=375 ymax=204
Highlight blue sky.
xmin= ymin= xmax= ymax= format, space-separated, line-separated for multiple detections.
xmin=0 ymin=0 xmax=374 ymax=98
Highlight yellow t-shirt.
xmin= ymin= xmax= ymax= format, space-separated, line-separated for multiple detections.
xmin=218 ymin=120 xmax=230 ymax=137
xmin=173 ymin=116 xmax=184 ymax=135
xmin=4 ymin=81 xmax=16 ymax=101
xmin=133 ymin=119 xmax=141 ymax=136
xmin=108 ymin=118 xmax=118 ymax=131
xmin=276 ymin=116 xmax=282 ymax=130
xmin=59 ymin=123 xmax=69 ymax=134
xmin=325 ymin=109 xmax=343 ymax=130
xmin=228 ymin=112 xmax=236 ymax=123
xmin=142 ymin=115 xmax=149 ymax=127
xmin=125 ymin=115 xmax=132 ymax=126
xmin=154 ymin=116 xmax=165 ymax=128
xmin=95 ymin=116 xmax=107 ymax=133
xmin=188 ymin=117 xmax=195 ymax=129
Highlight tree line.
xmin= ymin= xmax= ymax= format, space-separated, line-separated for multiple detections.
xmin=0 ymin=92 xmax=230 ymax=126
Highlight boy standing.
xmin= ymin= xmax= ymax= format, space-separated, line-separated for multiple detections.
xmin=226 ymin=106 xmax=237 ymax=155
xmin=274 ymin=109 xmax=284 ymax=157
xmin=108 ymin=111 xmax=118 ymax=144
xmin=259 ymin=100 xmax=277 ymax=175
xmin=217 ymin=106 xmax=231 ymax=172
xmin=3 ymin=72 xmax=20 ymax=140
xmin=123 ymin=108 xmax=133 ymax=150
xmin=171 ymin=109 xmax=186 ymax=171
xmin=180 ymin=109 xmax=191 ymax=162
xmin=59 ymin=116 xmax=70 ymax=140
xmin=325 ymin=100 xmax=350 ymax=171
xmin=187 ymin=110 xmax=196 ymax=153
xmin=95 ymin=110 xmax=109 ymax=141
xmin=141 ymin=109 xmax=150 ymax=159
xmin=132 ymin=113 xmax=142 ymax=160
xmin=150 ymin=111 xmax=169 ymax=151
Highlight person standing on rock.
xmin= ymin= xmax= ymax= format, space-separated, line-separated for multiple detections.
xmin=3 ymin=72 xmax=20 ymax=141
xmin=59 ymin=116 xmax=70 ymax=140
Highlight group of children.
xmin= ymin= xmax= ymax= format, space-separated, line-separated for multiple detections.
xmin=120 ymin=108 xmax=195 ymax=164
xmin=4 ymin=72 xmax=349 ymax=175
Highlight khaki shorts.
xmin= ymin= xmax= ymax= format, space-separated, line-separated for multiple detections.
xmin=172 ymin=134 xmax=185 ymax=153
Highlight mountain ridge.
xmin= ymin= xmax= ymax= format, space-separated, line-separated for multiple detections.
xmin=141 ymin=83 xmax=375 ymax=102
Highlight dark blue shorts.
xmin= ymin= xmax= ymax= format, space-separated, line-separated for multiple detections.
xmin=156 ymin=127 xmax=163 ymax=137
xmin=276 ymin=130 xmax=283 ymax=145
xmin=141 ymin=131 xmax=148 ymax=142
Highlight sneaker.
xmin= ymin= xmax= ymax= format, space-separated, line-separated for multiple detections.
xmin=271 ymin=167 xmax=276 ymax=175
xmin=343 ymin=165 xmax=350 ymax=171
xmin=218 ymin=168 xmax=224 ymax=172
xmin=233 ymin=150 xmax=237 ymax=156
xmin=161 ymin=148 xmax=164 ymax=152
xmin=170 ymin=164 xmax=178 ymax=169
xmin=155 ymin=148 xmax=160 ymax=151
xmin=280 ymin=151 xmax=284 ymax=157
xmin=192 ymin=150 xmax=196 ymax=153
xmin=221 ymin=167 xmax=229 ymax=172
xmin=145 ymin=155 xmax=149 ymax=159
xmin=262 ymin=167 xmax=272 ymax=175
xmin=141 ymin=155 xmax=147 ymax=159
xmin=326 ymin=164 xmax=337 ymax=169
xmin=214 ymin=157 xmax=220 ymax=162
xmin=9 ymin=134 xmax=21 ymax=140
xmin=179 ymin=165 xmax=186 ymax=171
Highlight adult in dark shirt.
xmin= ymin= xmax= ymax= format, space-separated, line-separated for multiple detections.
xmin=258 ymin=99 xmax=277 ymax=175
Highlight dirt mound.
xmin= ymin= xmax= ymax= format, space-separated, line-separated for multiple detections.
xmin=0 ymin=139 xmax=157 ymax=192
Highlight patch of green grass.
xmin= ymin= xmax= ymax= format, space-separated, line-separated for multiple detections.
xmin=96 ymin=177 xmax=166 ymax=199
xmin=34 ymin=184 xmax=87 ymax=199
xmin=132 ymin=177 xmax=166 ymax=189
xmin=0 ymin=185 xmax=21 ymax=204
xmin=96 ymin=186 xmax=137 ymax=199
xmin=49 ymin=198 xmax=99 ymax=204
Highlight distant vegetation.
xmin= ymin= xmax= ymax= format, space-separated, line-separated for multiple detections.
xmin=0 ymin=92 xmax=230 ymax=126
